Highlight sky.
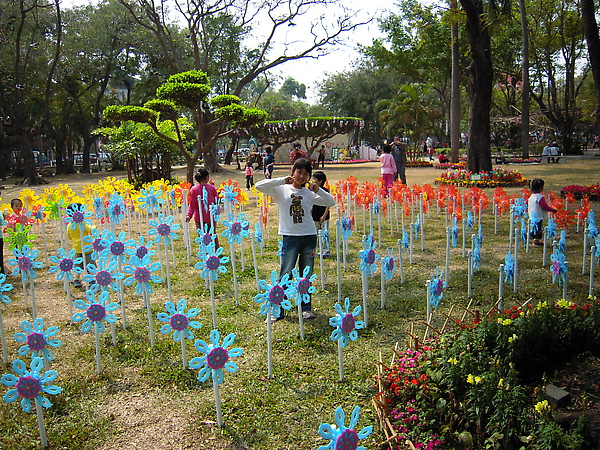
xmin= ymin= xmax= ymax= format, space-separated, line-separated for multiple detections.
xmin=61 ymin=0 xmax=395 ymax=103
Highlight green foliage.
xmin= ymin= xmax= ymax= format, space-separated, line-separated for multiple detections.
xmin=103 ymin=105 xmax=158 ymax=124
xmin=233 ymin=108 xmax=269 ymax=127
xmin=144 ymin=99 xmax=178 ymax=120
xmin=248 ymin=117 xmax=364 ymax=139
xmin=209 ymin=94 xmax=241 ymax=108
xmin=156 ymin=82 xmax=211 ymax=108
xmin=166 ymin=70 xmax=209 ymax=85
xmin=214 ymin=103 xmax=245 ymax=121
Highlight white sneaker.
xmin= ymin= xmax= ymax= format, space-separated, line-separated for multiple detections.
xmin=302 ymin=311 xmax=315 ymax=320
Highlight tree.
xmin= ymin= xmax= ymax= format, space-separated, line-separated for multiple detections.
xmin=104 ymin=70 xmax=267 ymax=182
xmin=582 ymin=0 xmax=600 ymax=133
xmin=244 ymin=117 xmax=364 ymax=155
xmin=280 ymin=78 xmax=307 ymax=99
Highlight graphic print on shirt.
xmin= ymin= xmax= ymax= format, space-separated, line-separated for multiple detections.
xmin=289 ymin=194 xmax=304 ymax=223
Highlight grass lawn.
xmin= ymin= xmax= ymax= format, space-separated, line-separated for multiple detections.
xmin=0 ymin=158 xmax=598 ymax=449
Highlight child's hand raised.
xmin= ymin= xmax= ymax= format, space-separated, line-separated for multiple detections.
xmin=308 ymin=182 xmax=320 ymax=193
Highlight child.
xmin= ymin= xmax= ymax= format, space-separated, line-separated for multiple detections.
xmin=256 ymin=158 xmax=336 ymax=322
xmin=0 ymin=209 xmax=5 ymax=274
xmin=263 ymin=146 xmax=274 ymax=179
xmin=311 ymin=171 xmax=331 ymax=257
xmin=186 ymin=169 xmax=219 ymax=247
xmin=66 ymin=203 xmax=93 ymax=288
xmin=379 ymin=144 xmax=396 ymax=197
xmin=528 ymin=179 xmax=557 ymax=246
xmin=6 ymin=198 xmax=25 ymax=230
xmin=245 ymin=161 xmax=254 ymax=190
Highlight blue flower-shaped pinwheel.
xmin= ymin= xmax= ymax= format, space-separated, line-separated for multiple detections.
xmin=209 ymin=204 xmax=222 ymax=224
xmin=372 ymin=198 xmax=380 ymax=216
xmin=1 ymin=357 xmax=61 ymax=413
xmin=14 ymin=318 xmax=61 ymax=361
xmin=83 ymin=228 xmax=108 ymax=260
xmin=72 ymin=289 xmax=119 ymax=333
xmin=64 ymin=203 xmax=92 ymax=230
xmin=520 ymin=217 xmax=528 ymax=247
xmin=550 ymin=249 xmax=567 ymax=286
xmin=84 ymin=257 xmax=123 ymax=293
xmin=429 ymin=268 xmax=445 ymax=308
xmin=125 ymin=235 xmax=156 ymax=260
xmin=402 ymin=228 xmax=409 ymax=249
xmin=8 ymin=245 xmax=43 ymax=282
xmin=195 ymin=226 xmax=217 ymax=252
xmin=254 ymin=270 xmax=293 ymax=319
xmin=513 ymin=198 xmax=527 ymax=218
xmin=559 ymin=230 xmax=566 ymax=253
xmin=0 ymin=273 xmax=14 ymax=305
xmin=341 ymin=215 xmax=353 ymax=241
xmin=138 ymin=186 xmax=163 ymax=214
xmin=358 ymin=235 xmax=378 ymax=277
xmin=92 ymin=197 xmax=105 ymax=219
xmin=219 ymin=184 xmax=239 ymax=206
xmin=530 ymin=216 xmax=543 ymax=240
xmin=189 ymin=329 xmax=243 ymax=385
xmin=546 ymin=217 xmax=558 ymax=240
xmin=101 ymin=231 xmax=129 ymax=264
xmin=157 ymin=299 xmax=202 ymax=342
xmin=412 ymin=215 xmax=421 ymax=235
xmin=253 ymin=222 xmax=263 ymax=245
xmin=587 ymin=211 xmax=598 ymax=240
xmin=452 ymin=217 xmax=459 ymax=248
xmin=123 ymin=255 xmax=162 ymax=294
xmin=221 ymin=213 xmax=249 ymax=245
xmin=149 ymin=213 xmax=180 ymax=246
xmin=467 ymin=210 xmax=474 ymax=229
xmin=381 ymin=256 xmax=395 ymax=281
xmin=504 ymin=251 xmax=515 ymax=284
xmin=472 ymin=229 xmax=482 ymax=270
xmin=318 ymin=405 xmax=372 ymax=450
xmin=289 ymin=266 xmax=316 ymax=305
xmin=107 ymin=193 xmax=125 ymax=224
xmin=195 ymin=243 xmax=229 ymax=281
xmin=49 ymin=248 xmax=83 ymax=283
xmin=329 ymin=298 xmax=364 ymax=348
xmin=596 ymin=235 xmax=600 ymax=262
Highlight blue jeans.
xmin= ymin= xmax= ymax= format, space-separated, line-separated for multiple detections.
xmin=279 ymin=234 xmax=317 ymax=315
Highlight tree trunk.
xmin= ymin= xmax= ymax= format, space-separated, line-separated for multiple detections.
xmin=450 ymin=0 xmax=461 ymax=163
xmin=460 ymin=0 xmax=493 ymax=173
xmin=582 ymin=0 xmax=600 ymax=133
xmin=520 ymin=0 xmax=530 ymax=158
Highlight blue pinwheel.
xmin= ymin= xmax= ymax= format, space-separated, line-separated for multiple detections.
xmin=401 ymin=228 xmax=409 ymax=249
xmin=0 ymin=274 xmax=13 ymax=305
xmin=429 ymin=268 xmax=445 ymax=308
xmin=288 ymin=266 xmax=316 ymax=306
xmin=341 ymin=215 xmax=353 ymax=241
xmin=596 ymin=235 xmax=600 ymax=262
xmin=253 ymin=222 xmax=263 ymax=246
xmin=550 ymin=248 xmax=568 ymax=286
xmin=504 ymin=251 xmax=515 ymax=284
xmin=8 ymin=245 xmax=43 ymax=282
xmin=123 ymin=255 xmax=162 ymax=295
xmin=318 ymin=406 xmax=372 ymax=450
xmin=512 ymin=198 xmax=527 ymax=218
xmin=520 ymin=217 xmax=528 ymax=247
xmin=138 ymin=186 xmax=163 ymax=214
xmin=107 ymin=193 xmax=125 ymax=224
xmin=329 ymin=298 xmax=364 ymax=348
xmin=221 ymin=212 xmax=249 ymax=245
xmin=49 ymin=248 xmax=83 ymax=282
xmin=92 ymin=197 xmax=105 ymax=219
xmin=64 ymin=203 xmax=92 ymax=231
xmin=358 ymin=234 xmax=378 ymax=277
xmin=195 ymin=243 xmax=229 ymax=281
xmin=546 ymin=217 xmax=558 ymax=240
xmin=2 ymin=357 xmax=61 ymax=413
xmin=412 ymin=215 xmax=421 ymax=235
xmin=559 ymin=230 xmax=567 ymax=253
xmin=209 ymin=204 xmax=222 ymax=224
xmin=381 ymin=256 xmax=395 ymax=281
xmin=157 ymin=299 xmax=202 ymax=342
xmin=586 ymin=210 xmax=598 ymax=240
xmin=84 ymin=257 xmax=123 ymax=293
xmin=101 ymin=231 xmax=129 ymax=265
xmin=529 ymin=214 xmax=543 ymax=241
xmin=148 ymin=213 xmax=180 ymax=245
xmin=467 ymin=210 xmax=474 ymax=230
xmin=195 ymin=226 xmax=217 ymax=252
xmin=472 ymin=228 xmax=482 ymax=271
xmin=254 ymin=270 xmax=293 ymax=320
xmin=219 ymin=184 xmax=239 ymax=207
xmin=277 ymin=238 xmax=283 ymax=258
xmin=72 ymin=289 xmax=119 ymax=334
xmin=189 ymin=330 xmax=243 ymax=385
xmin=452 ymin=216 xmax=459 ymax=248
xmin=125 ymin=235 xmax=156 ymax=260
xmin=83 ymin=228 xmax=108 ymax=261
xmin=14 ymin=318 xmax=61 ymax=361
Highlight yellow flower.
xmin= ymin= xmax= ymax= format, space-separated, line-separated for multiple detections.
xmin=467 ymin=374 xmax=482 ymax=385
xmin=557 ymin=299 xmax=574 ymax=309
xmin=508 ymin=334 xmax=518 ymax=344
xmin=502 ymin=318 xmax=512 ymax=326
xmin=447 ymin=357 xmax=459 ymax=365
xmin=497 ymin=378 xmax=504 ymax=388
xmin=535 ymin=400 xmax=551 ymax=414
xmin=537 ymin=301 xmax=548 ymax=310
xmin=20 ymin=188 xmax=39 ymax=208
xmin=474 ymin=376 xmax=482 ymax=384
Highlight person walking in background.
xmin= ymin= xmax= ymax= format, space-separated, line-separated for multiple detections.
xmin=245 ymin=161 xmax=254 ymax=190
xmin=528 ymin=178 xmax=557 ymax=246
xmin=311 ymin=171 xmax=331 ymax=257
xmin=263 ymin=146 xmax=275 ymax=179
xmin=379 ymin=144 xmax=396 ymax=197
xmin=256 ymin=158 xmax=336 ymax=322
xmin=318 ymin=145 xmax=326 ymax=168
xmin=186 ymin=169 xmax=219 ymax=247
xmin=391 ymin=136 xmax=406 ymax=184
